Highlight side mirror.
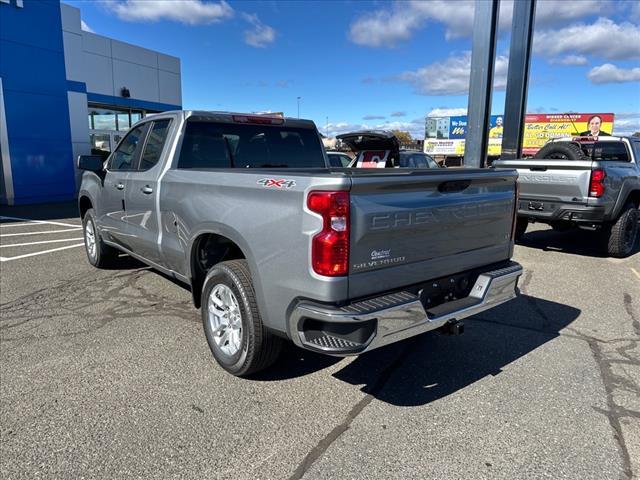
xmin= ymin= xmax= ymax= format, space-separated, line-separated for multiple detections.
xmin=78 ymin=155 xmax=104 ymax=173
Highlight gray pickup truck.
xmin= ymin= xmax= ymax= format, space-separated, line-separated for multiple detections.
xmin=494 ymin=136 xmax=640 ymax=257
xmin=78 ymin=111 xmax=523 ymax=376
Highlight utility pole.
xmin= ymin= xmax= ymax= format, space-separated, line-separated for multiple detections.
xmin=501 ymin=0 xmax=536 ymax=160
xmin=464 ymin=0 xmax=500 ymax=168
xmin=297 ymin=96 xmax=301 ymax=118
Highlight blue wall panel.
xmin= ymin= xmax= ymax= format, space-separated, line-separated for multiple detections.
xmin=0 ymin=0 xmax=65 ymax=52
xmin=9 ymin=138 xmax=76 ymax=203
xmin=0 ymin=0 xmax=75 ymax=205
xmin=0 ymin=39 xmax=68 ymax=95
xmin=4 ymin=91 xmax=73 ymax=141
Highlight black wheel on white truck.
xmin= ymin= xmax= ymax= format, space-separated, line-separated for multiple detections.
xmin=605 ymin=203 xmax=639 ymax=258
xmin=201 ymin=259 xmax=283 ymax=376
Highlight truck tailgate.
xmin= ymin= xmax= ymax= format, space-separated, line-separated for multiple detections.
xmin=494 ymin=159 xmax=593 ymax=203
xmin=347 ymin=169 xmax=517 ymax=298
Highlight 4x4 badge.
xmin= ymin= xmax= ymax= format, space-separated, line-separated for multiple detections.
xmin=257 ymin=178 xmax=296 ymax=189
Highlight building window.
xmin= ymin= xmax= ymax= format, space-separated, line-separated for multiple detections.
xmin=88 ymin=108 xmax=117 ymax=131
xmin=88 ymin=105 xmax=150 ymax=132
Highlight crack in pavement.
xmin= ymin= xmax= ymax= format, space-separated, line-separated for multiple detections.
xmin=477 ymin=268 xmax=639 ymax=480
xmin=0 ymin=268 xmax=194 ymax=346
xmin=288 ymin=338 xmax=419 ymax=480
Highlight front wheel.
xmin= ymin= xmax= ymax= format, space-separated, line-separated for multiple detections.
xmin=201 ymin=260 xmax=282 ymax=376
xmin=605 ymin=204 xmax=639 ymax=258
xmin=83 ymin=209 xmax=117 ymax=268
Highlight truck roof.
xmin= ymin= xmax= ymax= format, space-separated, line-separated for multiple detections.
xmin=551 ymin=135 xmax=633 ymax=143
xmin=153 ymin=110 xmax=317 ymax=129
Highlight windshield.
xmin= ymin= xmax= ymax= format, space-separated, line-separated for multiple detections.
xmin=178 ymin=120 xmax=326 ymax=169
xmin=398 ymin=152 xmax=439 ymax=169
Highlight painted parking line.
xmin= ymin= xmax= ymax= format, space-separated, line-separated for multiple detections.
xmin=0 ymin=238 xmax=84 ymax=248
xmin=632 ymin=267 xmax=640 ymax=280
xmin=0 ymin=215 xmax=81 ymax=228
xmin=0 ymin=227 xmax=82 ymax=237
xmin=0 ymin=243 xmax=85 ymax=262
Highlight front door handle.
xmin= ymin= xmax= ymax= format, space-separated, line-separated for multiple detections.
xmin=116 ymin=183 xmax=125 ymax=190
xmin=141 ymin=185 xmax=153 ymax=195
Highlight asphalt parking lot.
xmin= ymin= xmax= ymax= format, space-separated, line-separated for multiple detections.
xmin=1 ymin=203 xmax=638 ymax=480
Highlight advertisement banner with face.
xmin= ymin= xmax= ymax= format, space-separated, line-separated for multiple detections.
xmin=521 ymin=113 xmax=615 ymax=155
xmin=423 ymin=113 xmax=615 ymax=157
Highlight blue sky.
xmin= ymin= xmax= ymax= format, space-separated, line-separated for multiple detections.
xmin=65 ymin=0 xmax=640 ymax=138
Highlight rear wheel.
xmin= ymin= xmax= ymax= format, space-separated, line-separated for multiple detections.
xmin=201 ymin=259 xmax=282 ymax=376
xmin=82 ymin=209 xmax=117 ymax=268
xmin=605 ymin=203 xmax=638 ymax=258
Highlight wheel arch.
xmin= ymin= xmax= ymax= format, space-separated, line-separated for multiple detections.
xmin=78 ymin=195 xmax=93 ymax=219
xmin=189 ymin=231 xmax=252 ymax=308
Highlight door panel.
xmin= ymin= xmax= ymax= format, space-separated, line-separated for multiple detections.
xmin=124 ymin=119 xmax=172 ymax=264
xmin=99 ymin=123 xmax=148 ymax=249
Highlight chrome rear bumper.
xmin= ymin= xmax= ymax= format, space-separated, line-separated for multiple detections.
xmin=289 ymin=262 xmax=523 ymax=355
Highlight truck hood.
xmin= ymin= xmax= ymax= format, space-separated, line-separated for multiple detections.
xmin=336 ymin=131 xmax=400 ymax=155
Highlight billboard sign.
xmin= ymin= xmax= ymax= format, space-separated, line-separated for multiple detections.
xmin=424 ymin=113 xmax=614 ymax=156
xmin=521 ymin=113 xmax=614 ymax=155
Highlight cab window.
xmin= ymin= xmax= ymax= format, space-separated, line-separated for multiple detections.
xmin=108 ymin=124 xmax=147 ymax=170
xmin=139 ymin=120 xmax=171 ymax=170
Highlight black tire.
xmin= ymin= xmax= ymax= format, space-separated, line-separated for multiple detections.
xmin=514 ymin=218 xmax=528 ymax=242
xmin=533 ymin=142 xmax=587 ymax=160
xmin=605 ymin=203 xmax=639 ymax=258
xmin=82 ymin=209 xmax=117 ymax=268
xmin=201 ymin=259 xmax=282 ymax=376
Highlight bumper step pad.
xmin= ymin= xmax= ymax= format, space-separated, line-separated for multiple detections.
xmin=306 ymin=334 xmax=362 ymax=350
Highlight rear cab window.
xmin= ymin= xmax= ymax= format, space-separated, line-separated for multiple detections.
xmin=590 ymin=141 xmax=630 ymax=162
xmin=573 ymin=141 xmax=631 ymax=162
xmin=177 ymin=120 xmax=326 ymax=169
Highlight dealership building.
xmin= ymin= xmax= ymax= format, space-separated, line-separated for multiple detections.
xmin=0 ymin=0 xmax=182 ymax=205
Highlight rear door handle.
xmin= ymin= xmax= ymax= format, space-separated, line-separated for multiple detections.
xmin=141 ymin=185 xmax=153 ymax=195
xmin=116 ymin=183 xmax=125 ymax=190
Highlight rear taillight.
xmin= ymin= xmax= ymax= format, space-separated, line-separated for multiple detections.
xmin=510 ymin=179 xmax=520 ymax=240
xmin=307 ymin=191 xmax=349 ymax=276
xmin=589 ymin=169 xmax=606 ymax=198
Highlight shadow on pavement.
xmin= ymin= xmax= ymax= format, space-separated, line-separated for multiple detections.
xmin=518 ymin=225 xmax=639 ymax=258
xmin=0 ymin=201 xmax=79 ymax=222
xmin=257 ymin=294 xmax=580 ymax=408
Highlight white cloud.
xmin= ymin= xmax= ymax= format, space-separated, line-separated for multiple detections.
xmin=396 ymin=51 xmax=509 ymax=96
xmin=612 ymin=114 xmax=640 ymax=135
xmin=242 ymin=13 xmax=276 ymax=48
xmin=348 ymin=0 xmax=603 ymax=47
xmin=107 ymin=0 xmax=233 ymax=25
xmin=549 ymin=55 xmax=588 ymax=66
xmin=427 ymin=107 xmax=467 ymax=117
xmin=390 ymin=111 xmax=407 ymax=117
xmin=80 ymin=20 xmax=94 ymax=33
xmin=534 ymin=18 xmax=640 ymax=61
xmin=363 ymin=115 xmax=386 ymax=120
xmin=587 ymin=64 xmax=640 ymax=84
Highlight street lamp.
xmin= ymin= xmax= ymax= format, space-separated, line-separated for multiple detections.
xmin=297 ymin=96 xmax=301 ymax=118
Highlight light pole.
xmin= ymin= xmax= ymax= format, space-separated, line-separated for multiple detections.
xmin=326 ymin=116 xmax=329 ymax=137
xmin=297 ymin=96 xmax=301 ymax=118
